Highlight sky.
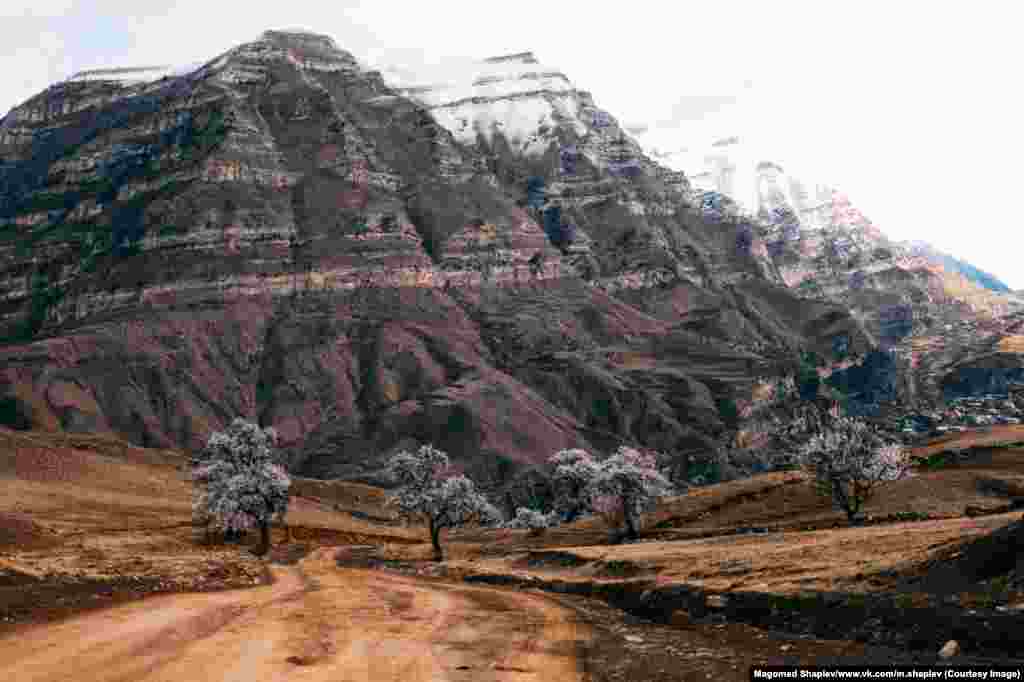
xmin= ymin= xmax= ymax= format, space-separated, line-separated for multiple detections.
xmin=3 ymin=0 xmax=1023 ymax=286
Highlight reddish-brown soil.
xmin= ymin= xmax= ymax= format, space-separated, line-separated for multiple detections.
xmin=3 ymin=427 xmax=1024 ymax=679
xmin=2 ymin=547 xmax=592 ymax=682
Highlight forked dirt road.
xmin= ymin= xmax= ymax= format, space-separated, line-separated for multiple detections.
xmin=1 ymin=547 xmax=591 ymax=682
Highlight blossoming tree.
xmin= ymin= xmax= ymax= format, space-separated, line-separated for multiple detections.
xmin=796 ymin=417 xmax=913 ymax=525
xmin=587 ymin=447 xmax=675 ymax=540
xmin=549 ymin=446 xmax=675 ymax=540
xmin=549 ymin=448 xmax=602 ymax=522
xmin=191 ymin=418 xmax=291 ymax=555
xmin=386 ymin=444 xmax=502 ymax=561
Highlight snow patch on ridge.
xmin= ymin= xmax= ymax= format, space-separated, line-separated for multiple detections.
xmin=361 ymin=51 xmax=587 ymax=154
xmin=66 ymin=65 xmax=179 ymax=84
xmin=629 ymin=128 xmax=834 ymax=218
xmin=65 ymin=58 xmax=215 ymax=85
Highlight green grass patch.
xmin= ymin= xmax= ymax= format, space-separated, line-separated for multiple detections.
xmin=76 ymin=177 xmax=117 ymax=201
xmin=11 ymin=219 xmax=85 ymax=258
xmin=684 ymin=460 xmax=722 ymax=487
xmin=892 ymin=511 xmax=931 ymax=522
xmin=79 ymin=231 xmax=112 ymax=274
xmin=255 ymin=380 xmax=274 ymax=405
xmin=913 ymin=451 xmax=957 ymax=471
xmin=0 ymin=270 xmax=67 ymax=344
xmin=988 ymin=575 xmax=1010 ymax=597
xmin=0 ymin=397 xmax=31 ymax=429
xmin=158 ymin=224 xmax=188 ymax=237
xmin=36 ymin=221 xmax=97 ymax=245
xmin=602 ymin=560 xmax=635 ymax=576
xmin=770 ymin=595 xmax=804 ymax=611
xmin=119 ymin=240 xmax=143 ymax=258
xmin=19 ymin=192 xmax=74 ymax=213
xmin=989 ymin=440 xmax=1024 ymax=450
xmin=844 ymin=593 xmax=867 ymax=609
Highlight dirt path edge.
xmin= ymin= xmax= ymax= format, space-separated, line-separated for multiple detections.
xmin=450 ymin=569 xmax=1024 ymax=658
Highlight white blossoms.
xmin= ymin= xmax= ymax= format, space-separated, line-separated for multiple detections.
xmin=505 ymin=507 xmax=559 ymax=535
xmin=192 ymin=418 xmax=291 ymax=535
xmin=797 ymin=417 xmax=912 ymax=524
xmin=549 ymin=446 xmax=674 ymax=539
xmin=386 ymin=444 xmax=501 ymax=560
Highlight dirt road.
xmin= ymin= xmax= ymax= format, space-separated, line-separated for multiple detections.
xmin=1 ymin=547 xmax=591 ymax=682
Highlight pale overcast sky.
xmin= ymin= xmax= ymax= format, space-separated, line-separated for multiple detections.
xmin=3 ymin=0 xmax=1022 ymax=287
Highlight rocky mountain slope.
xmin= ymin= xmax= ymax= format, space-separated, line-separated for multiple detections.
xmin=0 ymin=30 xmax=870 ymax=487
xmin=900 ymin=241 xmax=1011 ymax=294
xmin=643 ymin=134 xmax=1015 ymax=310
xmin=629 ymin=134 xmax=1024 ymax=408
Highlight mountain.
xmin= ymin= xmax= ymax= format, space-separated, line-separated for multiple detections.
xmin=622 ymin=130 xmax=1024 ymax=411
xmin=900 ymin=241 xmax=1011 ymax=294
xmin=0 ymin=30 xmax=869 ymax=486
xmin=635 ymin=133 xmax=1016 ymax=306
xmin=626 ymin=132 xmax=1024 ymax=407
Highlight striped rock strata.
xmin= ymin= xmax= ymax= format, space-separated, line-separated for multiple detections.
xmin=0 ymin=31 xmax=869 ymax=483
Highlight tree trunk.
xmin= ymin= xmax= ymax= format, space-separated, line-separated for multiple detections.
xmin=257 ymin=520 xmax=270 ymax=556
xmin=624 ymin=509 xmax=639 ymax=540
xmin=430 ymin=520 xmax=443 ymax=562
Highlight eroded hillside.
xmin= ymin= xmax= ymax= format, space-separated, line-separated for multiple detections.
xmin=0 ymin=30 xmax=868 ymax=483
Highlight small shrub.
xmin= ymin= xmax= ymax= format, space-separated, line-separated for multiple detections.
xmin=913 ymin=452 xmax=950 ymax=470
xmin=686 ymin=460 xmax=721 ymax=486
xmin=503 ymin=465 xmax=556 ymax=518
xmin=797 ymin=366 xmax=821 ymax=401
xmin=493 ymin=454 xmax=515 ymax=484
xmin=505 ymin=507 xmax=556 ymax=536
xmin=602 ymin=560 xmax=635 ymax=576
xmin=715 ymin=397 xmax=740 ymax=428
xmin=0 ymin=397 xmax=31 ymax=430
xmin=845 ymin=593 xmax=866 ymax=609
xmin=770 ymin=595 xmax=805 ymax=612
xmin=989 ymin=574 xmax=1010 ymax=596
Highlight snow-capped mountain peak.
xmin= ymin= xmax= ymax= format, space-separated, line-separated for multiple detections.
xmin=363 ymin=51 xmax=587 ymax=154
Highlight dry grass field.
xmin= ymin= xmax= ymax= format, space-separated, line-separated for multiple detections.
xmin=411 ymin=428 xmax=1024 ymax=608
xmin=445 ymin=512 xmax=1019 ymax=596
xmin=0 ymin=427 xmax=419 ymax=637
xmin=3 ymin=424 xmax=1024 ymax=677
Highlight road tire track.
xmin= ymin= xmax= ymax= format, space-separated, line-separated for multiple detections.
xmin=2 ymin=546 xmax=592 ymax=682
